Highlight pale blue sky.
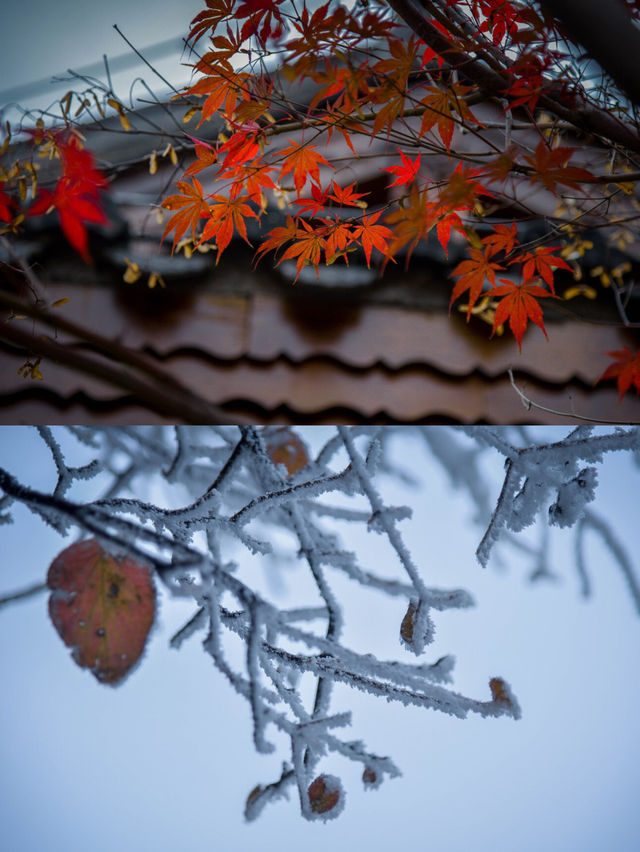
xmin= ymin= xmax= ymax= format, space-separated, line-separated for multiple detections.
xmin=0 ymin=426 xmax=639 ymax=851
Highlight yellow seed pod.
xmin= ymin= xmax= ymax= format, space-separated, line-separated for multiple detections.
xmin=148 ymin=272 xmax=166 ymax=289
xmin=182 ymin=106 xmax=199 ymax=124
xmin=563 ymin=284 xmax=597 ymax=300
xmin=123 ymin=258 xmax=141 ymax=284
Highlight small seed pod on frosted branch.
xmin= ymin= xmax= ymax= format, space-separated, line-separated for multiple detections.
xmin=0 ymin=425 xmax=637 ymax=823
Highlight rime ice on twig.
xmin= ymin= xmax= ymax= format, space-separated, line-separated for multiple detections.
xmin=0 ymin=426 xmax=637 ymax=821
xmin=475 ymin=428 xmax=640 ymax=573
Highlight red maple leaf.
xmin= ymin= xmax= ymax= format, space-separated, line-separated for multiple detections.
xmin=504 ymin=55 xmax=547 ymax=113
xmin=475 ymin=0 xmax=522 ymax=45
xmin=29 ymin=182 xmax=106 ymax=263
xmin=188 ymin=0 xmax=236 ymax=45
xmin=30 ymin=183 xmax=106 ymax=263
xmin=596 ymin=346 xmax=640 ymax=401
xmin=0 ymin=182 xmax=16 ymax=223
xmin=218 ymin=130 xmax=261 ymax=172
xmin=27 ymin=135 xmax=107 ymax=263
xmin=328 ymin=181 xmax=369 ymax=208
xmin=450 ymin=247 xmax=504 ymax=316
xmin=236 ymin=0 xmax=285 ymax=42
xmin=382 ymin=150 xmax=422 ymax=188
xmin=58 ymin=137 xmax=108 ymax=193
xmin=490 ymin=277 xmax=555 ymax=350
xmin=481 ymin=222 xmax=519 ymax=257
xmin=292 ymin=183 xmax=331 ymax=217
xmin=524 ymin=140 xmax=595 ymax=194
xmin=518 ymin=245 xmax=572 ymax=292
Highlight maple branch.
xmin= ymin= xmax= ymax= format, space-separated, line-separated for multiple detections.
xmin=581 ymin=507 xmax=640 ymax=615
xmin=0 ymin=238 xmax=235 ymax=422
xmin=0 ymin=288 xmax=190 ymax=395
xmin=0 ymin=314 xmax=233 ymax=424
xmin=0 ymin=580 xmax=47 ymax=609
xmin=386 ymin=0 xmax=640 ymax=156
xmin=507 ymin=369 xmax=639 ymax=425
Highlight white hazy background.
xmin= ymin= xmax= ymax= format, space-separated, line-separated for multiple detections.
xmin=0 ymin=426 xmax=639 ymax=852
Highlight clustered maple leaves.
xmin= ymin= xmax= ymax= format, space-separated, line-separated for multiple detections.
xmin=1 ymin=0 xmax=639 ymax=400
xmin=155 ymin=0 xmax=638 ymax=388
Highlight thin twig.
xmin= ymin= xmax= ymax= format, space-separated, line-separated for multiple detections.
xmin=0 ymin=581 xmax=47 ymax=609
xmin=508 ymin=369 xmax=639 ymax=425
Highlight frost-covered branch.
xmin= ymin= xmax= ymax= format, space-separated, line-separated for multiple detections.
xmin=0 ymin=425 xmax=637 ymax=822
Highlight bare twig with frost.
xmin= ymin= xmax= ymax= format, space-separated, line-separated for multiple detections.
xmin=0 ymin=425 xmax=637 ymax=821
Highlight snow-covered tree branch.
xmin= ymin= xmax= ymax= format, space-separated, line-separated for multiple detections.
xmin=0 ymin=425 xmax=637 ymax=822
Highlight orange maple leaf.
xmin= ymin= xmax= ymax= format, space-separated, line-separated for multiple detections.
xmin=431 ymin=164 xmax=495 ymax=256
xmin=198 ymin=194 xmax=258 ymax=261
xmin=371 ymin=89 xmax=408 ymax=139
xmin=278 ymin=140 xmax=333 ymax=194
xmin=419 ymin=83 xmax=480 ymax=150
xmin=385 ymin=186 xmax=431 ymax=263
xmin=370 ymin=38 xmax=422 ymax=137
xmin=278 ymin=219 xmax=328 ymax=280
xmin=350 ymin=211 xmax=393 ymax=268
xmin=490 ymin=277 xmax=555 ymax=350
xmin=227 ymin=159 xmax=277 ymax=208
xmin=450 ymin=247 xmax=504 ymax=317
xmin=161 ymin=178 xmax=212 ymax=251
xmin=254 ymin=215 xmax=299 ymax=265
xmin=185 ymin=70 xmax=250 ymax=127
xmin=183 ymin=140 xmax=218 ymax=178
xmin=596 ymin=346 xmax=640 ymax=401
xmin=322 ymin=219 xmax=355 ymax=263
xmin=483 ymin=149 xmax=518 ymax=183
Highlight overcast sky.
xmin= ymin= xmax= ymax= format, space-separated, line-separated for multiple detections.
xmin=0 ymin=426 xmax=639 ymax=852
xmin=0 ymin=1 xmax=202 ymax=118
